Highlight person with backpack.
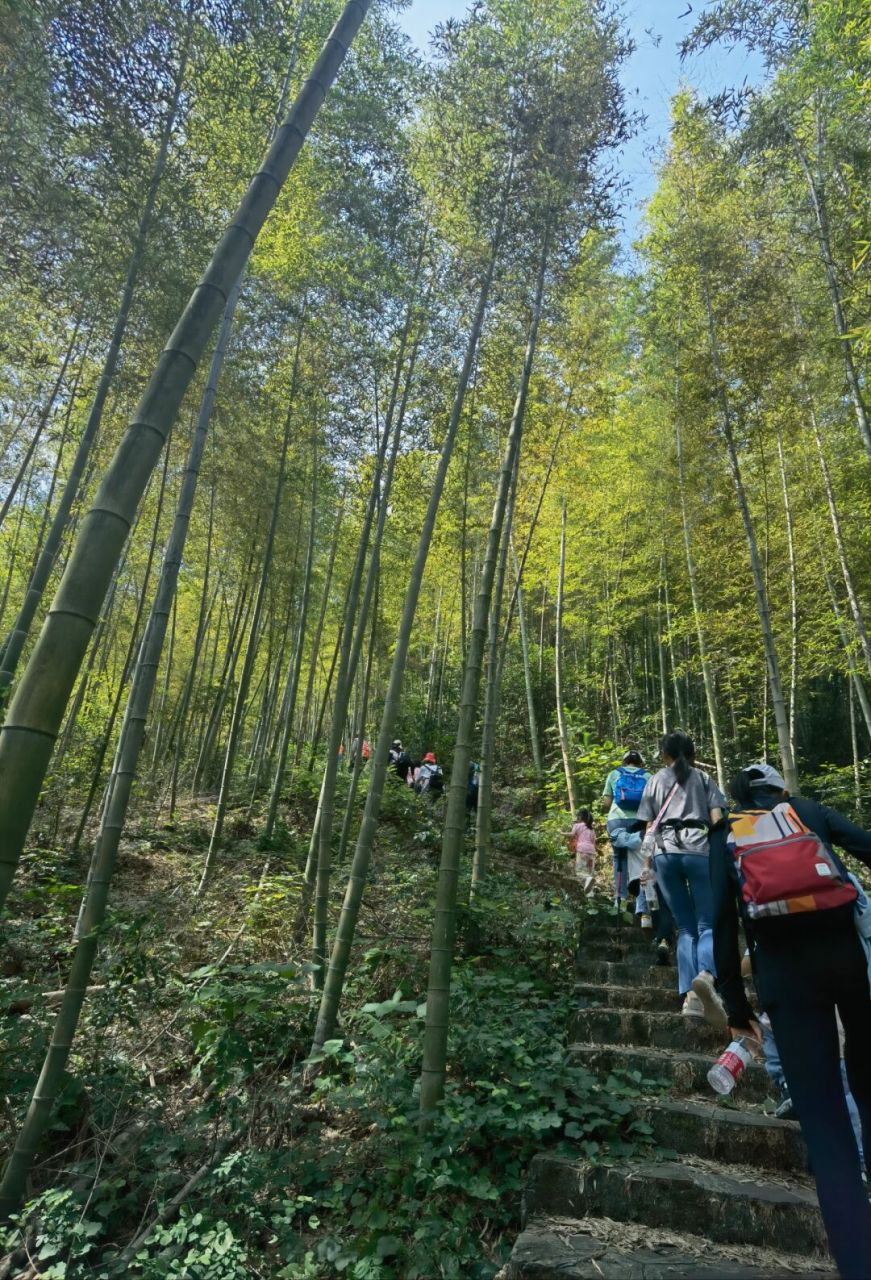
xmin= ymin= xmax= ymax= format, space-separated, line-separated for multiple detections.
xmin=390 ymin=741 xmax=414 ymax=785
xmin=414 ymin=752 xmax=444 ymax=801
xmin=709 ymin=762 xmax=871 ymax=1279
xmin=601 ymin=750 xmax=650 ymax=909
xmin=636 ymin=732 xmax=726 ymax=1023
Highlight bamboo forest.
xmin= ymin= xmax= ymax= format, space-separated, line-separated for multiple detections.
xmin=1 ymin=0 xmax=871 ymax=1276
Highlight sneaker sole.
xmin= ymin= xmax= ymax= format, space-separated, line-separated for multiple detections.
xmin=691 ymin=976 xmax=729 ymax=1033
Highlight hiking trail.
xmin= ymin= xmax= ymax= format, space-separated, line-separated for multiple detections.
xmin=500 ymin=915 xmax=837 ymax=1279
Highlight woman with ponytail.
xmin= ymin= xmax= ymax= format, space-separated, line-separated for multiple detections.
xmin=637 ymin=732 xmax=726 ymax=1023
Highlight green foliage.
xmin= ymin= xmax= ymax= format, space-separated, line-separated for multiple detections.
xmin=3 ymin=823 xmax=659 ymax=1279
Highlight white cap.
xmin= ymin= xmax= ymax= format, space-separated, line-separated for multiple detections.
xmin=745 ymin=762 xmax=787 ymax=791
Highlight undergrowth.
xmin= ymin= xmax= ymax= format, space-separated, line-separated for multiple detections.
xmin=2 ymin=776 xmax=658 ymax=1279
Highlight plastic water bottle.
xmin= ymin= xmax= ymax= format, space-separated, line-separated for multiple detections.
xmin=707 ymin=1039 xmax=754 ymax=1095
xmin=643 ymin=878 xmax=659 ymax=911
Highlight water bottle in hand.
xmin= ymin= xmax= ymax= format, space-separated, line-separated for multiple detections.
xmin=708 ymin=1039 xmax=754 ymax=1095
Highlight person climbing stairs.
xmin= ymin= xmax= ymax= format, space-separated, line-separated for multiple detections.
xmin=499 ymin=919 xmax=838 ymax=1279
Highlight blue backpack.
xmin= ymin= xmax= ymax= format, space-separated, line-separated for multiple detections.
xmin=613 ymin=767 xmax=647 ymax=809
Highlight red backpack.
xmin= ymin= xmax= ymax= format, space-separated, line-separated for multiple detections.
xmin=727 ymin=803 xmax=857 ymax=920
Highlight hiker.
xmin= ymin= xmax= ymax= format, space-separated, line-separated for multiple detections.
xmin=563 ymin=808 xmax=596 ymax=892
xmin=636 ymin=731 xmax=725 ymax=1022
xmin=414 ymin=752 xmax=444 ymax=800
xmin=348 ymin=735 xmax=370 ymax=771
xmin=390 ymin=741 xmax=414 ymax=784
xmin=709 ymin=762 xmax=871 ymax=1278
xmin=466 ymin=761 xmax=480 ymax=819
xmin=601 ymin=750 xmax=650 ymax=909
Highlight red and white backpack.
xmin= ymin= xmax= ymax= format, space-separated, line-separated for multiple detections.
xmin=727 ymin=803 xmax=857 ymax=920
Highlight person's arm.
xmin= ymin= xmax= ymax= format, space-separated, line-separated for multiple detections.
xmin=702 ymin=771 xmax=725 ymax=826
xmin=819 ymin=803 xmax=871 ymax=870
xmin=709 ymin=821 xmax=756 ymax=1028
xmin=635 ymin=777 xmax=655 ymax=836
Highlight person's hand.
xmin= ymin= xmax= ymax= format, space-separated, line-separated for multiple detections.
xmin=728 ymin=1020 xmax=763 ymax=1051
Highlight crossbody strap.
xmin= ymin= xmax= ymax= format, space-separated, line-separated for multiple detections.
xmin=648 ymin=781 xmax=680 ymax=842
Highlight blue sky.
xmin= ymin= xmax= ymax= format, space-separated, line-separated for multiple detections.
xmin=397 ymin=1 xmax=765 ymax=251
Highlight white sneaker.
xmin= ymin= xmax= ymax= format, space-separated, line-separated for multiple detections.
xmin=583 ymin=875 xmax=594 ymax=893
xmin=691 ymin=970 xmax=728 ymax=1033
xmin=640 ymin=913 xmax=653 ymax=929
xmin=682 ymin=991 xmax=705 ymax=1020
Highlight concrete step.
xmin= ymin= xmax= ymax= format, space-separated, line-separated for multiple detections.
xmin=572 ymin=1007 xmax=724 ymax=1053
xmin=499 ymin=1216 xmax=834 ymax=1279
xmin=524 ymin=1156 xmax=826 ymax=1256
xmin=637 ymin=1099 xmax=806 ymax=1172
xmin=576 ymin=982 xmax=678 ymax=1013
xmin=568 ymin=1044 xmax=775 ymax=1103
xmin=575 ymin=959 xmax=676 ymax=989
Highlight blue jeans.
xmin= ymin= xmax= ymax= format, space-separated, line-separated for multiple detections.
xmin=652 ymin=851 xmax=714 ymax=995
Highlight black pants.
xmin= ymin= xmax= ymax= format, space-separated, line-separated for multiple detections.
xmin=754 ymin=923 xmax=871 ymax=1279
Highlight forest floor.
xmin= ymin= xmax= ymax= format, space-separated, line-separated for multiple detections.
xmin=1 ymin=774 xmax=826 ymax=1279
xmin=1 ymin=772 xmax=600 ymax=1278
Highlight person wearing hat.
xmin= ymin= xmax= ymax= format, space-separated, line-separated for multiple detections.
xmin=414 ymin=752 xmax=443 ymax=799
xmin=389 ymin=740 xmax=414 ymax=784
xmin=709 ymin=762 xmax=871 ymax=1278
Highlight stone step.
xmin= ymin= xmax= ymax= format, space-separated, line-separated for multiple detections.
xmin=575 ymin=958 xmax=676 ymax=989
xmin=568 ymin=1044 xmax=775 ymax=1102
xmin=580 ymin=939 xmax=664 ymax=967
xmin=524 ymin=1156 xmax=826 ymax=1256
xmin=638 ymin=1099 xmax=806 ymax=1172
xmin=499 ymin=1216 xmax=834 ymax=1279
xmin=573 ymin=1007 xmax=724 ymax=1053
xmin=577 ymin=981 xmax=678 ymax=1013
xmin=582 ymin=922 xmax=657 ymax=951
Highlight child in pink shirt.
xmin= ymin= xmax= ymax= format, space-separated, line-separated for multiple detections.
xmin=564 ymin=808 xmax=597 ymax=891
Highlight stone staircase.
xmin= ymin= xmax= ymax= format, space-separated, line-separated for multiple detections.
xmin=499 ymin=917 xmax=836 ymax=1279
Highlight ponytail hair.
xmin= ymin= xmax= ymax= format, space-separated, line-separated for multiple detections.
xmin=660 ymin=731 xmax=695 ymax=785
xmin=578 ymin=808 xmax=594 ymax=828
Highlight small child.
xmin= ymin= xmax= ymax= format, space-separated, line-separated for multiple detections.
xmin=564 ymin=808 xmax=597 ymax=892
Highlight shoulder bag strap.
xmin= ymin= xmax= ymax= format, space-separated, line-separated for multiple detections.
xmin=648 ymin=781 xmax=680 ymax=844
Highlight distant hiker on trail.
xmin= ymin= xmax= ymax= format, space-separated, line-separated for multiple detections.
xmin=390 ymin=740 xmax=414 ymax=784
xmin=601 ymin=750 xmax=649 ymax=910
xmin=348 ymin=735 xmax=371 ymax=770
xmin=709 ymin=762 xmax=871 ymax=1279
xmin=563 ymin=808 xmax=596 ymax=892
xmin=466 ymin=761 xmax=480 ymax=821
xmin=636 ymin=732 xmax=725 ymax=1024
xmin=414 ymin=752 xmax=444 ymax=800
